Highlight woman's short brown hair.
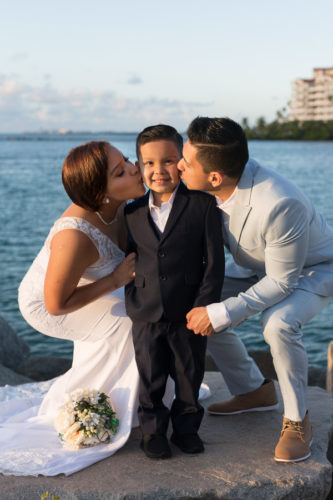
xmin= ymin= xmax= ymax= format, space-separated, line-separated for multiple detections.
xmin=62 ymin=141 xmax=109 ymax=211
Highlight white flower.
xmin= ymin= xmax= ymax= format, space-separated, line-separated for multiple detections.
xmin=63 ymin=421 xmax=81 ymax=440
xmin=82 ymin=435 xmax=101 ymax=446
xmin=63 ymin=430 xmax=86 ymax=450
xmin=54 ymin=410 xmax=75 ymax=434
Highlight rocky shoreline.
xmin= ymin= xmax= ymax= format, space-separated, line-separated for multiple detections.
xmin=1 ymin=314 xmax=332 ymax=499
xmin=0 ymin=314 xmax=328 ymax=389
xmin=0 ymin=372 xmax=332 ymax=499
xmin=0 ymin=315 xmax=71 ymax=386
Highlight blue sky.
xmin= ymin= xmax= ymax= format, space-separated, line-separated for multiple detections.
xmin=1 ymin=0 xmax=332 ymax=132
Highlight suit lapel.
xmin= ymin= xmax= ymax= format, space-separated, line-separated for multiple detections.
xmin=160 ymin=182 xmax=189 ymax=241
xmin=136 ymin=191 xmax=161 ymax=242
xmin=228 ymin=160 xmax=257 ymax=257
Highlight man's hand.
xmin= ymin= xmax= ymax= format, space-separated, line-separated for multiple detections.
xmin=186 ymin=307 xmax=215 ymax=336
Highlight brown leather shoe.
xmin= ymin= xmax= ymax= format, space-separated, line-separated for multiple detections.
xmin=274 ymin=411 xmax=312 ymax=462
xmin=207 ymin=379 xmax=279 ymax=415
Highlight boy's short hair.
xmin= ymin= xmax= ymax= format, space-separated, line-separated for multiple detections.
xmin=136 ymin=124 xmax=183 ymax=159
xmin=187 ymin=117 xmax=249 ymax=179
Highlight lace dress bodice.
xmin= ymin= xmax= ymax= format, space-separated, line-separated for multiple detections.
xmin=45 ymin=217 xmax=125 ymax=283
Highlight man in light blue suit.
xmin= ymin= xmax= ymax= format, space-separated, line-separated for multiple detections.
xmin=178 ymin=116 xmax=333 ymax=463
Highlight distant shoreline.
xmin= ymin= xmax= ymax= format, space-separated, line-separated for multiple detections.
xmin=1 ymin=135 xmax=333 ymax=142
xmin=243 ymin=118 xmax=333 ymax=141
xmin=2 ymin=119 xmax=333 ymax=141
xmin=0 ymin=131 xmax=140 ymax=140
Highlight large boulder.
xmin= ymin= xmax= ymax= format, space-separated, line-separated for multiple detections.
xmin=308 ymin=366 xmax=326 ymax=389
xmin=16 ymin=356 xmax=72 ymax=381
xmin=206 ymin=349 xmax=326 ymax=389
xmin=206 ymin=349 xmax=278 ymax=378
xmin=0 ymin=363 xmax=32 ymax=386
xmin=0 ymin=315 xmax=30 ymax=370
xmin=248 ymin=348 xmax=277 ymax=380
xmin=248 ymin=349 xmax=326 ymax=389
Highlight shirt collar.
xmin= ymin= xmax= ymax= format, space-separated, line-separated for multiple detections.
xmin=215 ymin=186 xmax=237 ymax=214
xmin=148 ymin=182 xmax=180 ymax=210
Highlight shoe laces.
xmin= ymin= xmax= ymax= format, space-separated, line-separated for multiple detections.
xmin=281 ymin=418 xmax=305 ymax=441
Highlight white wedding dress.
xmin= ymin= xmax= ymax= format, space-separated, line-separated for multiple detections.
xmin=0 ymin=217 xmax=145 ymax=476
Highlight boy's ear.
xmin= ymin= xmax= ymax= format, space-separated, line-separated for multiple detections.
xmin=208 ymin=171 xmax=223 ymax=188
xmin=135 ymin=160 xmax=140 ymax=168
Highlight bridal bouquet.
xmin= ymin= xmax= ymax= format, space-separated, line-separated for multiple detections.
xmin=55 ymin=388 xmax=119 ymax=450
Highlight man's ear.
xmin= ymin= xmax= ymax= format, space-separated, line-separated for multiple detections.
xmin=208 ymin=171 xmax=223 ymax=188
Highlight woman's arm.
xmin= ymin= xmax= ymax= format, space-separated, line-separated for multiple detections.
xmin=44 ymin=229 xmax=135 ymax=316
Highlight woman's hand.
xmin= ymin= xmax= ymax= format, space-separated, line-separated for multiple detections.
xmin=112 ymin=252 xmax=136 ymax=288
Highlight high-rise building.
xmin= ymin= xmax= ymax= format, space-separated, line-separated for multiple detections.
xmin=289 ymin=67 xmax=333 ymax=121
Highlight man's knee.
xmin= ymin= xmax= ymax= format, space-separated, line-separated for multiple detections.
xmin=261 ymin=311 xmax=302 ymax=346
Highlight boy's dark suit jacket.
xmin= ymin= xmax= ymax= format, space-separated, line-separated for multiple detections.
xmin=124 ymin=182 xmax=224 ymax=322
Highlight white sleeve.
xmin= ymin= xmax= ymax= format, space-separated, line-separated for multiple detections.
xmin=206 ymin=302 xmax=231 ymax=332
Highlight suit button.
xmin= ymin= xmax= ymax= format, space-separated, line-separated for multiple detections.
xmin=158 ymin=250 xmax=166 ymax=257
xmin=160 ymin=275 xmax=167 ymax=281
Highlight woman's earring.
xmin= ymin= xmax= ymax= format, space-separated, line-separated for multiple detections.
xmin=105 ymin=198 xmax=110 ymax=204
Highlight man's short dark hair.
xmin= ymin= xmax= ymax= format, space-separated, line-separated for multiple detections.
xmin=136 ymin=124 xmax=183 ymax=158
xmin=187 ymin=117 xmax=249 ymax=179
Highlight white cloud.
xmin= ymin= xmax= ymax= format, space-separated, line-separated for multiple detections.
xmin=127 ymin=75 xmax=143 ymax=85
xmin=8 ymin=52 xmax=29 ymax=62
xmin=0 ymin=75 xmax=211 ymax=132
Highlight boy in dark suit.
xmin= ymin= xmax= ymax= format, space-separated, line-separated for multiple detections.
xmin=125 ymin=125 xmax=224 ymax=459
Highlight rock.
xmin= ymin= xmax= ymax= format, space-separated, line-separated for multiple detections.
xmin=0 ymin=315 xmax=30 ymax=370
xmin=205 ymin=352 xmax=219 ymax=371
xmin=16 ymin=356 xmax=72 ymax=381
xmin=206 ymin=349 xmax=326 ymax=389
xmin=0 ymin=317 xmax=71 ymax=384
xmin=206 ymin=349 xmax=278 ymax=379
xmin=248 ymin=350 xmax=326 ymax=389
xmin=327 ymin=341 xmax=333 ymax=393
xmin=308 ymin=366 xmax=326 ymax=390
xmin=0 ymin=363 xmax=32 ymax=386
xmin=0 ymin=373 xmax=331 ymax=499
xmin=248 ymin=348 xmax=277 ymax=380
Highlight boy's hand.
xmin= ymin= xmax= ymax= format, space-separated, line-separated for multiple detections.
xmin=186 ymin=307 xmax=215 ymax=336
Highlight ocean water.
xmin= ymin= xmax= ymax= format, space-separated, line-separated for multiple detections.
xmin=0 ymin=134 xmax=333 ymax=370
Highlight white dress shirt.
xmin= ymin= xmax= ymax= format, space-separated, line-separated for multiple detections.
xmin=206 ymin=190 xmax=237 ymax=332
xmin=148 ymin=184 xmax=179 ymax=233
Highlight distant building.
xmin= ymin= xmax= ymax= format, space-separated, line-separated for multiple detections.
xmin=289 ymin=67 xmax=333 ymax=121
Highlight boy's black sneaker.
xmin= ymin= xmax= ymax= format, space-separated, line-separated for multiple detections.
xmin=140 ymin=434 xmax=172 ymax=459
xmin=170 ymin=432 xmax=204 ymax=453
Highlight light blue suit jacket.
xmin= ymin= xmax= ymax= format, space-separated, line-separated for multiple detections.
xmin=224 ymin=159 xmax=333 ymax=327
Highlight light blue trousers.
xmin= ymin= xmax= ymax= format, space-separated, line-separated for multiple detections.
xmin=207 ymin=276 xmax=332 ymax=421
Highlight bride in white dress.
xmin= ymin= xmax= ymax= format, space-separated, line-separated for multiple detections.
xmin=0 ymin=141 xmax=148 ymax=476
